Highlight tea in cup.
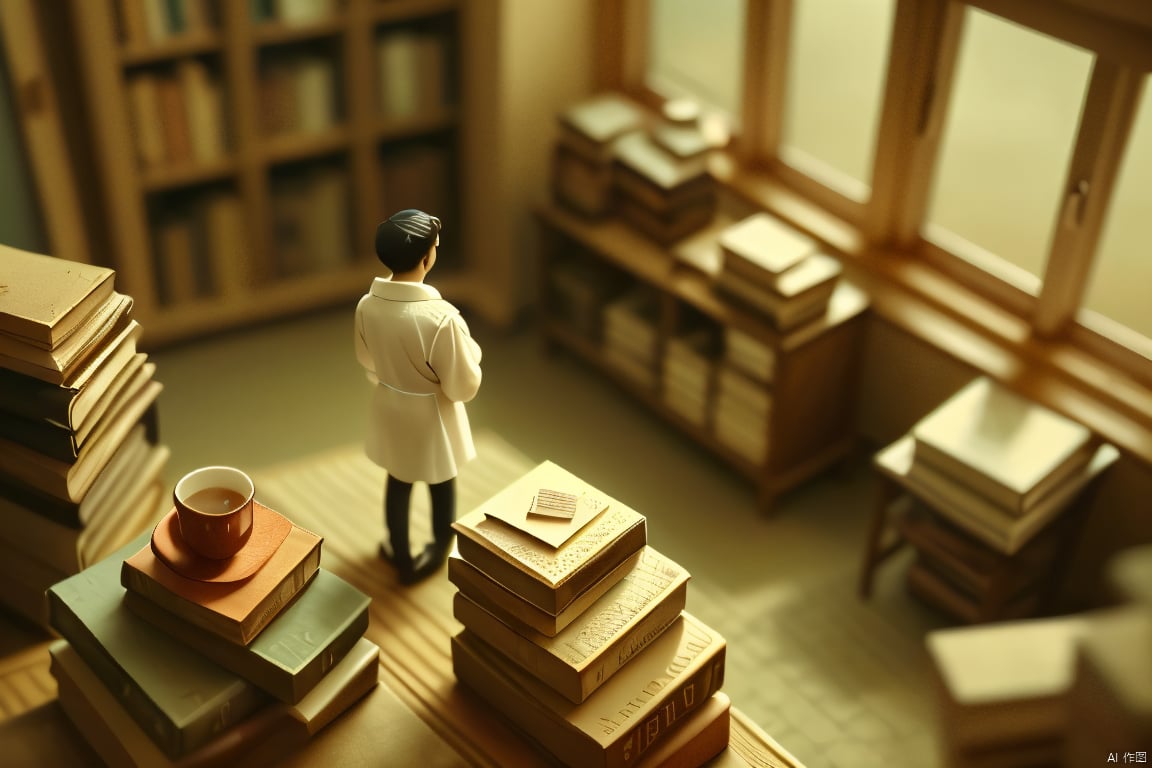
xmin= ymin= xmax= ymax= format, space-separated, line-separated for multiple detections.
xmin=174 ymin=466 xmax=255 ymax=560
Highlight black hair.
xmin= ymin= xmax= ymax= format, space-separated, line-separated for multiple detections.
xmin=374 ymin=209 xmax=442 ymax=273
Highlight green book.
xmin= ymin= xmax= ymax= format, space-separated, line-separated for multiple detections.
xmin=125 ymin=568 xmax=371 ymax=704
xmin=46 ymin=533 xmax=266 ymax=760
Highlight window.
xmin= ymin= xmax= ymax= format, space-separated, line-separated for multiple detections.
xmin=925 ymin=8 xmax=1093 ymax=289
xmin=1083 ymin=75 xmax=1152 ymax=341
xmin=780 ymin=0 xmax=896 ymax=202
xmin=645 ymin=0 xmax=746 ymax=124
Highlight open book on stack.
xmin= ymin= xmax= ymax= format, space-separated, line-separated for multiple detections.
xmin=715 ymin=213 xmax=842 ymax=332
xmin=46 ymin=498 xmax=378 ymax=767
xmin=450 ymin=460 xmax=730 ymax=768
xmin=0 ymin=244 xmax=167 ymax=626
xmin=906 ymin=377 xmax=1110 ymax=555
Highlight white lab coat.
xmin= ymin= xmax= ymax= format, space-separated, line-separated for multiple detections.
xmin=354 ymin=278 xmax=482 ymax=484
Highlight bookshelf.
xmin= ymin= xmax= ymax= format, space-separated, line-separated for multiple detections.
xmin=67 ymin=0 xmax=468 ymax=345
xmin=537 ymin=203 xmax=870 ymax=512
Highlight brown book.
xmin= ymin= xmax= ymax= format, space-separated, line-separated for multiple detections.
xmin=453 ymin=545 xmax=689 ymax=703
xmin=126 ymin=72 xmax=166 ymax=169
xmin=452 ymin=611 xmax=726 ymax=768
xmin=159 ymin=73 xmax=193 ymax=165
xmin=199 ymin=190 xmax=250 ymax=295
xmin=448 ymin=547 xmax=644 ymax=638
xmin=618 ymin=193 xmax=715 ymax=247
xmin=553 ymin=143 xmax=616 ymax=217
xmin=177 ymin=58 xmax=225 ymax=163
xmin=715 ymin=259 xmax=838 ymax=331
xmin=613 ymin=131 xmax=710 ymax=199
xmin=558 ymin=93 xmax=645 ymax=164
xmin=117 ymin=0 xmax=150 ymax=47
xmin=452 ymin=460 xmax=647 ymax=615
xmin=0 ymin=244 xmax=117 ymax=349
xmin=636 ymin=691 xmax=730 ymax=768
xmin=156 ymin=213 xmax=200 ymax=304
xmin=120 ymin=509 xmax=323 ymax=645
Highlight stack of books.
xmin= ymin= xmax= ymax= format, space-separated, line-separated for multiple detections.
xmin=449 ymin=460 xmax=731 ymax=768
xmin=713 ymin=366 xmax=771 ymax=466
xmin=716 ymin=213 xmax=842 ymax=332
xmin=0 ymin=245 xmax=167 ymax=626
xmin=723 ymin=325 xmax=775 ymax=385
xmin=662 ymin=322 xmax=718 ymax=429
xmin=45 ymin=499 xmax=378 ymax=767
xmin=614 ymin=128 xmax=716 ymax=246
xmin=553 ymin=93 xmax=645 ymax=218
xmin=907 ymin=377 xmax=1101 ymax=557
xmin=602 ymin=287 xmax=661 ymax=391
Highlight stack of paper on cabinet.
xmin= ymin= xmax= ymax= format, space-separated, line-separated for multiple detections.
xmin=662 ymin=320 xmax=719 ymax=428
xmin=613 ymin=130 xmax=716 ymax=246
xmin=449 ymin=460 xmax=730 ymax=767
xmin=0 ymin=245 xmax=168 ymax=626
xmin=713 ymin=365 xmax=771 ymax=466
xmin=602 ymin=287 xmax=661 ymax=391
xmin=715 ymin=213 xmax=842 ymax=332
xmin=553 ymin=93 xmax=645 ymax=217
xmin=907 ymin=377 xmax=1103 ymax=555
xmin=46 ymin=506 xmax=377 ymax=766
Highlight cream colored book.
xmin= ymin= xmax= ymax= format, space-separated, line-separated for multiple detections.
xmin=452 ymin=461 xmax=647 ymax=615
xmin=452 ymin=611 xmax=726 ymax=768
xmin=719 ymin=212 xmax=816 ymax=280
xmin=453 ymin=545 xmax=689 ymax=703
xmin=911 ymin=377 xmax=1096 ymax=514
xmin=559 ymin=93 xmax=645 ymax=163
xmin=448 ymin=548 xmax=645 ymax=638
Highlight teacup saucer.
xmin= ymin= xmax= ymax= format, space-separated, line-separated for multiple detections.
xmin=151 ymin=500 xmax=292 ymax=583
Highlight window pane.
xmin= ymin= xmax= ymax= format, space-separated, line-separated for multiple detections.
xmin=781 ymin=0 xmax=895 ymax=201
xmin=646 ymin=0 xmax=746 ymax=123
xmin=926 ymin=9 xmax=1092 ymax=284
xmin=1083 ymin=77 xmax=1152 ymax=340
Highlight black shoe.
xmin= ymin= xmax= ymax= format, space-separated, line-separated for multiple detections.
xmin=379 ymin=542 xmax=419 ymax=584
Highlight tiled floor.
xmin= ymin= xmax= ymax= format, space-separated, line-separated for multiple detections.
xmin=145 ymin=305 xmax=952 ymax=767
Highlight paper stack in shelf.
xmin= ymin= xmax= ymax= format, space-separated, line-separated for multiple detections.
xmin=907 ymin=376 xmax=1104 ymax=555
xmin=449 ymin=460 xmax=730 ymax=768
xmin=724 ymin=325 xmax=775 ymax=384
xmin=46 ymin=504 xmax=379 ymax=767
xmin=713 ymin=365 xmax=771 ymax=465
xmin=602 ymin=287 xmax=660 ymax=390
xmin=0 ymin=245 xmax=168 ymax=627
xmin=716 ymin=213 xmax=842 ymax=332
xmin=662 ymin=324 xmax=717 ymax=428
xmin=553 ymin=93 xmax=645 ymax=217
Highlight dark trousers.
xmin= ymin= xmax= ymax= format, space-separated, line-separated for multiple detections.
xmin=384 ymin=475 xmax=455 ymax=564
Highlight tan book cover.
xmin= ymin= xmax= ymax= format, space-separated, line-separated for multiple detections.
xmin=452 ymin=611 xmax=726 ymax=768
xmin=0 ymin=292 xmax=134 ymax=383
xmin=200 ymin=190 xmax=250 ymax=295
xmin=448 ymin=548 xmax=644 ymax=638
xmin=158 ymin=73 xmax=193 ymax=165
xmin=636 ymin=691 xmax=730 ymax=768
xmin=453 ymin=546 xmax=689 ymax=703
xmin=121 ymin=512 xmax=323 ymax=645
xmin=613 ymin=132 xmax=710 ymax=194
xmin=719 ymin=213 xmax=816 ymax=278
xmin=295 ymin=54 xmax=336 ymax=133
xmin=716 ymin=266 xmax=835 ymax=331
xmin=157 ymin=213 xmax=200 ymax=304
xmin=617 ymin=193 xmax=715 ymax=247
xmin=911 ymin=377 xmax=1096 ymax=514
xmin=559 ymin=93 xmax=645 ymax=163
xmin=177 ymin=58 xmax=225 ymax=163
xmin=0 ymin=375 xmax=161 ymax=502
xmin=452 ymin=460 xmax=647 ymax=615
xmin=0 ymin=244 xmax=116 ymax=349
xmin=126 ymin=72 xmax=165 ymax=169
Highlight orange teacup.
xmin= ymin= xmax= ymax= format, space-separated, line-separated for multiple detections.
xmin=173 ymin=466 xmax=255 ymax=560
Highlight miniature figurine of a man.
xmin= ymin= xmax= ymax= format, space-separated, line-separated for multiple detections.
xmin=354 ymin=209 xmax=482 ymax=584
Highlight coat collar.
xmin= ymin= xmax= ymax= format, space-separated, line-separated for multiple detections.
xmin=369 ymin=277 xmax=443 ymax=301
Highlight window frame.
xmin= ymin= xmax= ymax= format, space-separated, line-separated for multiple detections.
xmin=596 ymin=0 xmax=1152 ymax=461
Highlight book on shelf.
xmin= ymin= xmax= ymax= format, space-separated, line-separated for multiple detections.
xmin=159 ymin=72 xmax=193 ymax=165
xmin=376 ymin=29 xmax=421 ymax=119
xmin=276 ymin=0 xmax=336 ymax=26
xmin=0 ymin=231 xmax=116 ymax=350
xmin=723 ymin=326 xmax=775 ymax=384
xmin=51 ymin=634 xmax=379 ymax=768
xmin=558 ymin=93 xmax=645 ymax=164
xmin=294 ymin=54 xmax=337 ymax=134
xmin=911 ymin=377 xmax=1097 ymax=515
xmin=0 ymin=291 xmax=134 ymax=382
xmin=448 ymin=547 xmax=646 ymax=638
xmin=0 ymin=376 xmax=162 ymax=502
xmin=553 ymin=143 xmax=618 ymax=218
xmin=632 ymin=691 xmax=730 ymax=768
xmin=269 ymin=166 xmax=351 ymax=277
xmin=177 ymin=58 xmax=226 ymax=163
xmin=125 ymin=568 xmax=370 ymax=704
xmin=716 ymin=253 xmax=841 ymax=331
xmin=716 ymin=365 xmax=770 ymax=418
xmin=718 ymin=213 xmax=817 ymax=286
xmin=47 ymin=534 xmax=268 ymax=759
xmin=612 ymin=132 xmax=711 ymax=201
xmin=379 ymin=141 xmax=451 ymax=229
xmin=121 ymin=507 xmax=323 ymax=645
xmin=618 ymin=194 xmax=715 ymax=247
xmin=259 ymin=58 xmax=297 ymax=135
xmin=200 ymin=190 xmax=249 ymax=295
xmin=0 ymin=319 xmax=140 ymax=429
xmin=127 ymin=72 xmax=166 ymax=169
xmin=452 ymin=545 xmax=690 ymax=704
xmin=0 ymin=358 xmax=153 ymax=462
xmin=902 ymin=439 xmax=1118 ymax=555
xmin=452 ymin=611 xmax=726 ymax=768
xmin=0 ymin=440 xmax=168 ymax=574
xmin=452 ymin=460 xmax=647 ymax=615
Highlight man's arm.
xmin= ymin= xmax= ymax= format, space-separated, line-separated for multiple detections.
xmin=429 ymin=314 xmax=482 ymax=403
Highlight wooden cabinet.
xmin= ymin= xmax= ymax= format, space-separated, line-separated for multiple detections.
xmin=67 ymin=0 xmax=471 ymax=345
xmin=536 ymin=203 xmax=869 ymax=511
